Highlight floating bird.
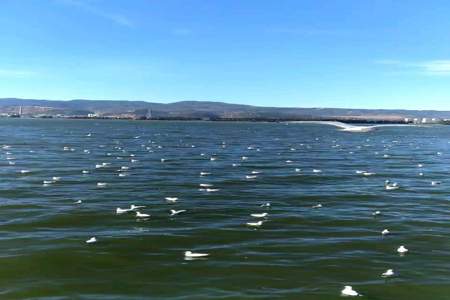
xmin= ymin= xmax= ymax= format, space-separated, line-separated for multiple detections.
xmin=184 ymin=251 xmax=209 ymax=258
xmin=246 ymin=175 xmax=258 ymax=179
xmin=130 ymin=204 xmax=145 ymax=210
xmin=397 ymin=245 xmax=409 ymax=254
xmin=200 ymin=172 xmax=211 ymax=176
xmin=341 ymin=286 xmax=360 ymax=297
xmin=247 ymin=221 xmax=263 ymax=227
xmin=260 ymin=202 xmax=271 ymax=208
xmin=313 ymin=169 xmax=322 ymax=173
xmin=312 ymin=204 xmax=323 ymax=208
xmin=385 ymin=183 xmax=399 ymax=190
xmin=381 ymin=269 xmax=395 ymax=278
xmin=136 ymin=211 xmax=150 ymax=218
xmin=82 ymin=170 xmax=90 ymax=174
xmin=431 ymin=181 xmax=441 ymax=186
xmin=372 ymin=210 xmax=381 ymax=216
xmin=170 ymin=209 xmax=186 ymax=216
xmin=199 ymin=183 xmax=213 ymax=187
xmin=97 ymin=182 xmax=107 ymax=187
xmin=250 ymin=213 xmax=268 ymax=218
xmin=165 ymin=197 xmax=178 ymax=203
xmin=381 ymin=229 xmax=390 ymax=235
xmin=86 ymin=237 xmax=97 ymax=244
xmin=116 ymin=207 xmax=131 ymax=214
xmin=74 ymin=200 xmax=82 ymax=204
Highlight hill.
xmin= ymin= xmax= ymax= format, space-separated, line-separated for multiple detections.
xmin=0 ymin=98 xmax=448 ymax=122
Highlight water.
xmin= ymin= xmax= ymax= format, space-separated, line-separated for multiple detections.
xmin=0 ymin=119 xmax=449 ymax=299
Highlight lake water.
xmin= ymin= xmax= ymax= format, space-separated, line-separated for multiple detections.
xmin=0 ymin=119 xmax=449 ymax=299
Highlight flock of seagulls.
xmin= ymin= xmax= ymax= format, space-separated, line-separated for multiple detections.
xmin=2 ymin=122 xmax=441 ymax=298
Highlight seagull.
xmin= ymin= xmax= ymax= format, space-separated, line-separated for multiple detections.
xmin=170 ymin=209 xmax=186 ymax=216
xmin=397 ymin=245 xmax=409 ymax=254
xmin=130 ymin=204 xmax=145 ymax=210
xmin=74 ymin=200 xmax=82 ymax=204
xmin=312 ymin=169 xmax=322 ymax=173
xmin=52 ymin=176 xmax=61 ymax=181
xmin=260 ymin=202 xmax=271 ymax=208
xmin=82 ymin=170 xmax=90 ymax=174
xmin=250 ymin=213 xmax=268 ymax=218
xmin=184 ymin=251 xmax=209 ymax=258
xmin=381 ymin=229 xmax=390 ymax=235
xmin=312 ymin=204 xmax=323 ymax=208
xmin=165 ymin=197 xmax=178 ymax=203
xmin=385 ymin=183 xmax=399 ymax=190
xmin=246 ymin=221 xmax=263 ymax=227
xmin=116 ymin=207 xmax=131 ymax=214
xmin=246 ymin=175 xmax=258 ymax=179
xmin=431 ymin=181 xmax=441 ymax=186
xmin=372 ymin=210 xmax=381 ymax=216
xmin=381 ymin=269 xmax=395 ymax=278
xmin=341 ymin=286 xmax=360 ymax=297
xmin=199 ymin=183 xmax=213 ymax=187
xmin=97 ymin=182 xmax=107 ymax=187
xmin=136 ymin=211 xmax=150 ymax=218
xmin=363 ymin=172 xmax=375 ymax=176
xmin=86 ymin=237 xmax=97 ymax=244
xmin=200 ymin=172 xmax=211 ymax=176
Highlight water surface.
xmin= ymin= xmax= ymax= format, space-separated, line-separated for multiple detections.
xmin=0 ymin=119 xmax=449 ymax=299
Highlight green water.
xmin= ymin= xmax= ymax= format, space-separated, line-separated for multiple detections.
xmin=0 ymin=119 xmax=449 ymax=299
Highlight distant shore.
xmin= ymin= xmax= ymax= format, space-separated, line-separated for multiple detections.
xmin=1 ymin=115 xmax=414 ymax=124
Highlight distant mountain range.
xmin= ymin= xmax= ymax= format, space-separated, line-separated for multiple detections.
xmin=0 ymin=98 xmax=449 ymax=122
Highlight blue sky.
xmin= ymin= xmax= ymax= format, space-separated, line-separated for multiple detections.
xmin=1 ymin=0 xmax=450 ymax=109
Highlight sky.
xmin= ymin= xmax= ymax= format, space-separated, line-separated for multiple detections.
xmin=1 ymin=0 xmax=450 ymax=109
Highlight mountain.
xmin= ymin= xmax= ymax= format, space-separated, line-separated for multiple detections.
xmin=0 ymin=98 xmax=449 ymax=122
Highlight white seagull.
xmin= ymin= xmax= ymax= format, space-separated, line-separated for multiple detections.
xmin=130 ymin=204 xmax=146 ymax=210
xmin=341 ymin=285 xmax=360 ymax=297
xmin=397 ymin=245 xmax=408 ymax=254
xmin=136 ymin=211 xmax=150 ymax=218
xmin=184 ymin=251 xmax=209 ymax=258
xmin=381 ymin=269 xmax=395 ymax=278
xmin=246 ymin=220 xmax=263 ymax=227
xmin=86 ymin=237 xmax=97 ymax=244
xmin=250 ymin=213 xmax=268 ymax=218
xmin=116 ymin=207 xmax=131 ymax=214
xmin=170 ymin=209 xmax=186 ymax=216
xmin=165 ymin=197 xmax=178 ymax=203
